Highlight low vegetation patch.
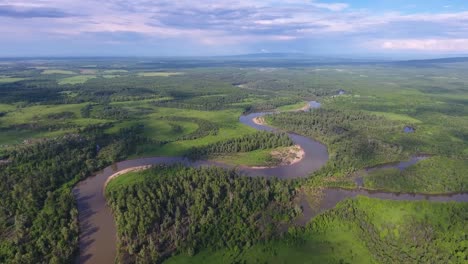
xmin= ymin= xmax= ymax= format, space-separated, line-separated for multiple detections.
xmin=41 ymin=69 xmax=75 ymax=75
xmin=0 ymin=76 xmax=25 ymax=83
xmin=58 ymin=75 xmax=96 ymax=85
xmin=138 ymin=72 xmax=183 ymax=77
xmin=103 ymin=69 xmax=128 ymax=74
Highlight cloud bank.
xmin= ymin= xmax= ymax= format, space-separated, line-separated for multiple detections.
xmin=1 ymin=0 xmax=467 ymax=56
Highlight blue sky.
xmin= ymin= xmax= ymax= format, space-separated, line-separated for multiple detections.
xmin=1 ymin=0 xmax=468 ymax=57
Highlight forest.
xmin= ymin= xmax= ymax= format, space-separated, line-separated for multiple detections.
xmin=0 ymin=125 xmax=146 ymax=263
xmin=106 ymin=166 xmax=297 ymax=263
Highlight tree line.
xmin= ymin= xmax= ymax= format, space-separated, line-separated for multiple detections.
xmin=186 ymin=131 xmax=293 ymax=160
xmin=152 ymin=93 xmax=249 ymax=111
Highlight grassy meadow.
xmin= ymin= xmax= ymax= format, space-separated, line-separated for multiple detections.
xmin=0 ymin=76 xmax=26 ymax=83
xmin=41 ymin=69 xmax=75 ymax=74
xmin=137 ymin=72 xmax=183 ymax=77
xmin=58 ymin=75 xmax=97 ymax=85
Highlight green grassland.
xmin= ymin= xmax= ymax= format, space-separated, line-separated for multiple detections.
xmin=0 ymin=103 xmax=88 ymax=125
xmin=0 ymin=103 xmax=107 ymax=145
xmin=137 ymin=72 xmax=183 ymax=77
xmin=276 ymin=101 xmax=307 ymax=111
xmin=41 ymin=69 xmax=75 ymax=75
xmin=363 ymin=111 xmax=422 ymax=123
xmin=0 ymin=76 xmax=26 ymax=83
xmin=0 ymin=99 xmax=258 ymax=157
xmin=0 ymin=129 xmax=75 ymax=146
xmin=106 ymin=169 xmax=156 ymax=190
xmin=58 ymin=75 xmax=96 ymax=85
xmin=112 ymin=101 xmax=257 ymax=153
xmin=107 ymin=99 xmax=259 ymax=156
xmin=0 ymin=103 xmax=16 ymax=112
xmin=134 ymin=108 xmax=256 ymax=156
xmin=105 ymin=118 xmax=199 ymax=142
xmin=102 ymin=69 xmax=128 ymax=74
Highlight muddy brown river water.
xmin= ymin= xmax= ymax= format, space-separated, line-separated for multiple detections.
xmin=73 ymin=101 xmax=467 ymax=263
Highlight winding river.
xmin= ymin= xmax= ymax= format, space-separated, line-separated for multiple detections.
xmin=73 ymin=101 xmax=467 ymax=263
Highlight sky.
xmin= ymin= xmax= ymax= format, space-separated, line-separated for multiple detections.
xmin=1 ymin=0 xmax=468 ymax=57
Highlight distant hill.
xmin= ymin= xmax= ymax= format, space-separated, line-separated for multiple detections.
xmin=220 ymin=52 xmax=310 ymax=59
xmin=216 ymin=53 xmax=382 ymax=62
xmin=397 ymin=57 xmax=468 ymax=64
xmin=3 ymin=55 xmax=468 ymax=68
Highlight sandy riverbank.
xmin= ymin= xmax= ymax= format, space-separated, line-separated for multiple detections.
xmin=251 ymin=144 xmax=305 ymax=169
xmin=298 ymin=103 xmax=311 ymax=112
xmin=253 ymin=116 xmax=266 ymax=125
xmin=103 ymin=165 xmax=152 ymax=188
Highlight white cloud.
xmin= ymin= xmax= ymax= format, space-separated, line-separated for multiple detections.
xmin=310 ymin=2 xmax=349 ymax=12
xmin=375 ymin=39 xmax=468 ymax=52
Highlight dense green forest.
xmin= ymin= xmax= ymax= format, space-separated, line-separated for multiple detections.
xmin=106 ymin=166 xmax=297 ymax=263
xmin=0 ymin=125 xmax=145 ymax=263
xmin=186 ymin=131 xmax=293 ymax=160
